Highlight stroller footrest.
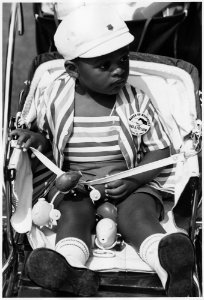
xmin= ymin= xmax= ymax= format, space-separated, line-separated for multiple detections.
xmin=18 ymin=269 xmax=165 ymax=297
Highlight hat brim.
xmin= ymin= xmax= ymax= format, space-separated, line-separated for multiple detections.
xmin=79 ymin=32 xmax=134 ymax=58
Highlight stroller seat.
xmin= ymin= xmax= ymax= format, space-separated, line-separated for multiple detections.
xmin=3 ymin=52 xmax=202 ymax=297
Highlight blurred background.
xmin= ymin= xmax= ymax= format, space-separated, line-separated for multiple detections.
xmin=3 ymin=3 xmax=37 ymax=116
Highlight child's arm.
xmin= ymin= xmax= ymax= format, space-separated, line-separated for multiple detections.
xmin=105 ymin=147 xmax=170 ymax=202
xmin=9 ymin=128 xmax=51 ymax=153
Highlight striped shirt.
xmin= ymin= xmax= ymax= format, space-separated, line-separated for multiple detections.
xmin=62 ymin=96 xmax=175 ymax=195
xmin=61 ymin=83 xmax=174 ymax=194
xmin=63 ymin=109 xmax=175 ymax=196
xmin=64 ymin=116 xmax=124 ymax=162
xmin=23 ymin=68 xmax=175 ymax=194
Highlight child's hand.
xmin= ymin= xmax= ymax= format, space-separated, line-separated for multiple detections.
xmin=104 ymin=178 xmax=138 ymax=203
xmin=9 ymin=128 xmax=49 ymax=153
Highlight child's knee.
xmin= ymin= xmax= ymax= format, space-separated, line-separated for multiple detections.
xmin=118 ymin=204 xmax=149 ymax=226
xmin=58 ymin=197 xmax=95 ymax=221
xmin=117 ymin=193 xmax=160 ymax=227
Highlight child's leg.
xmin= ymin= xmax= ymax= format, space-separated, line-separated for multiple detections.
xmin=56 ymin=194 xmax=95 ymax=245
xmin=26 ymin=193 xmax=99 ymax=296
xmin=117 ymin=192 xmax=194 ymax=296
xmin=55 ymin=194 xmax=96 ymax=267
xmin=117 ymin=191 xmax=165 ymax=249
xmin=117 ymin=192 xmax=168 ymax=287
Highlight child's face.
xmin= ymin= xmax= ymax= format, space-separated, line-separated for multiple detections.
xmin=76 ymin=46 xmax=129 ymax=95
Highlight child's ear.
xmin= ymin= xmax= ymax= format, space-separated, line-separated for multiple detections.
xmin=65 ymin=61 xmax=79 ymax=79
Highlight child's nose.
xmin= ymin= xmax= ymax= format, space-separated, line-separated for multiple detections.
xmin=111 ymin=66 xmax=125 ymax=77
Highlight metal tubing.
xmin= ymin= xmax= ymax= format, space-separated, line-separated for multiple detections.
xmin=3 ymin=3 xmax=18 ymax=165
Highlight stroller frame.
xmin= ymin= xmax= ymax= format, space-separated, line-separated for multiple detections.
xmin=3 ymin=51 xmax=202 ymax=297
xmin=2 ymin=3 xmax=202 ymax=298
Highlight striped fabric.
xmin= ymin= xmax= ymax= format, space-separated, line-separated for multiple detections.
xmin=115 ymin=86 xmax=175 ymax=193
xmin=64 ymin=116 xmax=124 ymax=162
xmin=148 ymin=164 xmax=175 ymax=193
xmin=22 ymin=65 xmax=176 ymax=195
xmin=62 ymin=89 xmax=175 ymax=193
xmin=32 ymin=151 xmax=56 ymax=203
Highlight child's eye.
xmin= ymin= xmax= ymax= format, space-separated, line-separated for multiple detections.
xmin=98 ymin=62 xmax=110 ymax=70
xmin=120 ymin=54 xmax=129 ymax=63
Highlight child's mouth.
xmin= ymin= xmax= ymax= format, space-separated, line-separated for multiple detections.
xmin=112 ymin=79 xmax=126 ymax=87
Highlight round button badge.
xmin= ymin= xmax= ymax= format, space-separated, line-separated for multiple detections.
xmin=129 ymin=113 xmax=150 ymax=136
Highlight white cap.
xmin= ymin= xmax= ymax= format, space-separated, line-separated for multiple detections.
xmin=54 ymin=5 xmax=134 ymax=60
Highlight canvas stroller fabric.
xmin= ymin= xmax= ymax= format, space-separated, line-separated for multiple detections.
xmin=9 ymin=147 xmax=188 ymax=272
xmin=9 ymin=146 xmax=33 ymax=233
xmin=19 ymin=58 xmax=199 ymax=198
xmin=9 ymin=55 xmax=200 ymax=273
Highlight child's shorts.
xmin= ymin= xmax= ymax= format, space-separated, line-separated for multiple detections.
xmin=48 ymin=160 xmax=167 ymax=220
xmin=131 ymin=184 xmax=164 ymax=221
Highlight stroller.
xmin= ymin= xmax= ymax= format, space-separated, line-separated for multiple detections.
xmin=3 ymin=3 xmax=202 ymax=298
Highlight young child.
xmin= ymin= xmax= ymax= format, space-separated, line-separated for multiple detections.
xmin=10 ymin=5 xmax=194 ymax=297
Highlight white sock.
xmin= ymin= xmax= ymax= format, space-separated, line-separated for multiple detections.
xmin=139 ymin=233 xmax=168 ymax=288
xmin=55 ymin=237 xmax=89 ymax=268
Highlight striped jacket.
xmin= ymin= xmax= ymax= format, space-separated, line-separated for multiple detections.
xmin=22 ymin=70 xmax=175 ymax=195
